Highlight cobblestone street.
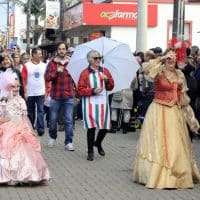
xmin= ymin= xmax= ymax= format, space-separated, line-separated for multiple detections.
xmin=0 ymin=120 xmax=200 ymax=200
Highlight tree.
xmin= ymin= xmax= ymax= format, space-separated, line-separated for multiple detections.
xmin=64 ymin=0 xmax=81 ymax=8
xmin=15 ymin=0 xmax=45 ymax=49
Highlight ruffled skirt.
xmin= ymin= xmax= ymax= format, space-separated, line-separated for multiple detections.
xmin=0 ymin=119 xmax=50 ymax=185
xmin=133 ymin=102 xmax=200 ymax=189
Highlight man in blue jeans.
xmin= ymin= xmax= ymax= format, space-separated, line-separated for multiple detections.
xmin=22 ymin=48 xmax=46 ymax=136
xmin=45 ymin=43 xmax=76 ymax=151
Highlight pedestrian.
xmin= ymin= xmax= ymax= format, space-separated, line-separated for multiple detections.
xmin=132 ymin=51 xmax=155 ymax=120
xmin=0 ymin=71 xmax=49 ymax=185
xmin=0 ymin=53 xmax=24 ymax=98
xmin=21 ymin=52 xmax=30 ymax=65
xmin=45 ymin=43 xmax=76 ymax=151
xmin=133 ymin=50 xmax=200 ymax=188
xmin=21 ymin=47 xmax=46 ymax=136
xmin=110 ymin=88 xmax=133 ymax=134
xmin=12 ymin=53 xmax=22 ymax=71
xmin=78 ymin=50 xmax=114 ymax=161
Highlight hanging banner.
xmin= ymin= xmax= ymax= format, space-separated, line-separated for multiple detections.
xmin=46 ymin=0 xmax=60 ymax=29
xmin=9 ymin=2 xmax=15 ymax=38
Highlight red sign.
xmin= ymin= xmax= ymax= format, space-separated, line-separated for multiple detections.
xmin=83 ymin=3 xmax=157 ymax=27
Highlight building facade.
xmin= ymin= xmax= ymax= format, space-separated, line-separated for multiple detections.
xmin=63 ymin=0 xmax=200 ymax=51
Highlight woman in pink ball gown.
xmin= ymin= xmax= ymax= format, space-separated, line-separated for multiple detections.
xmin=0 ymin=70 xmax=50 ymax=185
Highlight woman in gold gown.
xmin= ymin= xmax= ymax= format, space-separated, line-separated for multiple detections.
xmin=133 ymin=50 xmax=200 ymax=189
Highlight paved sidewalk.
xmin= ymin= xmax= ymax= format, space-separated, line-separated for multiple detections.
xmin=0 ymin=120 xmax=200 ymax=200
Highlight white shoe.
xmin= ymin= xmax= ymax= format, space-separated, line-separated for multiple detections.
xmin=65 ymin=143 xmax=74 ymax=151
xmin=48 ymin=138 xmax=56 ymax=147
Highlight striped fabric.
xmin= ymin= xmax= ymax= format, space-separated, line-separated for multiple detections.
xmin=82 ymin=71 xmax=110 ymax=129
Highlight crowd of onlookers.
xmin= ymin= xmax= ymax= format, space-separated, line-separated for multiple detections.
xmin=1 ymin=43 xmax=200 ymax=143
xmin=130 ymin=45 xmax=200 ymax=139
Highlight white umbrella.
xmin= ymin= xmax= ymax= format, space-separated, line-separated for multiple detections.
xmin=67 ymin=37 xmax=140 ymax=93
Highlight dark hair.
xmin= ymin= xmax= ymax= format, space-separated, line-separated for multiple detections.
xmin=135 ymin=51 xmax=145 ymax=63
xmin=191 ymin=45 xmax=199 ymax=55
xmin=31 ymin=47 xmax=42 ymax=56
xmin=186 ymin=48 xmax=191 ymax=57
xmin=11 ymin=53 xmax=20 ymax=59
xmin=0 ymin=54 xmax=13 ymax=69
xmin=0 ymin=54 xmax=3 ymax=64
xmin=57 ymin=42 xmax=68 ymax=50
xmin=152 ymin=47 xmax=163 ymax=55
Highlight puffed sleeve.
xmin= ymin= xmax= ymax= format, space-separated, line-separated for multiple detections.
xmin=142 ymin=58 xmax=163 ymax=79
xmin=19 ymin=97 xmax=28 ymax=116
xmin=178 ymin=70 xmax=200 ymax=133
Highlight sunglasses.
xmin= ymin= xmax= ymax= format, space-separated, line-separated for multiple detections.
xmin=93 ymin=57 xmax=102 ymax=60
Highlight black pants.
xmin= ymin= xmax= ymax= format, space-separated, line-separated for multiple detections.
xmin=87 ymin=128 xmax=107 ymax=153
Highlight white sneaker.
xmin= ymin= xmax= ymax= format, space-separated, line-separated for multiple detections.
xmin=48 ymin=138 xmax=56 ymax=147
xmin=65 ymin=143 xmax=74 ymax=151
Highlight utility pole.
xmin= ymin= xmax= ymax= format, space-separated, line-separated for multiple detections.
xmin=6 ymin=0 xmax=9 ymax=48
xmin=26 ymin=0 xmax=31 ymax=53
xmin=60 ymin=0 xmax=65 ymax=41
xmin=136 ymin=0 xmax=148 ymax=52
xmin=172 ymin=0 xmax=185 ymax=40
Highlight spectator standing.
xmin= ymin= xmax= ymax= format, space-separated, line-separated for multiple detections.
xmin=0 ymin=53 xmax=24 ymax=98
xmin=22 ymin=48 xmax=46 ymax=136
xmin=12 ymin=53 xmax=22 ymax=71
xmin=78 ymin=50 xmax=114 ymax=161
xmin=45 ymin=43 xmax=76 ymax=151
xmin=21 ymin=53 xmax=30 ymax=65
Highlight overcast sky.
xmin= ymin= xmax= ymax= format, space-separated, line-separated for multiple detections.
xmin=0 ymin=3 xmax=7 ymax=33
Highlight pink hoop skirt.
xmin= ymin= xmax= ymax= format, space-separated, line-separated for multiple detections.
xmin=0 ymin=119 xmax=50 ymax=185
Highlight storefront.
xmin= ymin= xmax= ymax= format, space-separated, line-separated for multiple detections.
xmin=63 ymin=1 xmax=200 ymax=51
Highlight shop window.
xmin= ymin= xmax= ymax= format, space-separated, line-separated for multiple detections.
xmin=167 ymin=20 xmax=192 ymax=45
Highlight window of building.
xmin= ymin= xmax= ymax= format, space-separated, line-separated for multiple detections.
xmin=167 ymin=20 xmax=192 ymax=45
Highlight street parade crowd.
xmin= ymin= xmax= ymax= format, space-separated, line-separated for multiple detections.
xmin=0 ymin=40 xmax=200 ymax=189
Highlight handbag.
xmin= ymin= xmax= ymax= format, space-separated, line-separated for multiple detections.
xmin=112 ymin=92 xmax=123 ymax=102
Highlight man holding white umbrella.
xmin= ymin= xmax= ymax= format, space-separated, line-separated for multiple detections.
xmin=78 ymin=50 xmax=114 ymax=161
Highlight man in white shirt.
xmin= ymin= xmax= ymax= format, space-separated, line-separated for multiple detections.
xmin=22 ymin=48 xmax=46 ymax=136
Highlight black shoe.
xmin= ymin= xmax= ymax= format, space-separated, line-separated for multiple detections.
xmin=108 ymin=129 xmax=117 ymax=133
xmin=94 ymin=143 xmax=105 ymax=156
xmin=87 ymin=152 xmax=94 ymax=161
xmin=38 ymin=131 xmax=44 ymax=136
xmin=122 ymin=123 xmax=128 ymax=134
xmin=123 ymin=129 xmax=127 ymax=134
